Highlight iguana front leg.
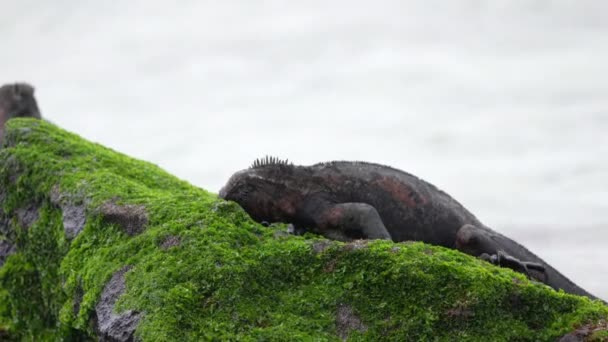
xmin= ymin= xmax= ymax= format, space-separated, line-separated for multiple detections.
xmin=456 ymin=224 xmax=545 ymax=277
xmin=307 ymin=202 xmax=393 ymax=241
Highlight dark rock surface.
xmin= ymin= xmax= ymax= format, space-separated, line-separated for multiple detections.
xmin=15 ymin=203 xmax=40 ymax=229
xmin=73 ymin=284 xmax=84 ymax=317
xmin=99 ymin=202 xmax=148 ymax=236
xmin=335 ymin=304 xmax=367 ymax=341
xmin=311 ymin=240 xmax=332 ymax=254
xmin=159 ymin=235 xmax=180 ymax=250
xmin=50 ymin=187 xmax=87 ymax=239
xmin=557 ymin=320 xmax=608 ymax=341
xmin=0 ymin=240 xmax=15 ymax=267
xmin=94 ymin=266 xmax=142 ymax=342
xmin=0 ymin=215 xmax=14 ymax=267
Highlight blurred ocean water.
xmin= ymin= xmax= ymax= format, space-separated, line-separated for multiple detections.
xmin=1 ymin=1 xmax=606 ymax=299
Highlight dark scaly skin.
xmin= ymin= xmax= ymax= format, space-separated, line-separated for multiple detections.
xmin=220 ymin=158 xmax=600 ymax=301
xmin=0 ymin=83 xmax=42 ymax=142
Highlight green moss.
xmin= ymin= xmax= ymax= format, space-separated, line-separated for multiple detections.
xmin=0 ymin=118 xmax=606 ymax=341
xmin=591 ymin=330 xmax=608 ymax=341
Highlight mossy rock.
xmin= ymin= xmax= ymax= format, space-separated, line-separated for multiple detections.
xmin=0 ymin=119 xmax=606 ymax=341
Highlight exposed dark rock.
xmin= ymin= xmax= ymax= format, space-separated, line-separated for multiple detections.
xmin=3 ymin=155 xmax=21 ymax=185
xmin=558 ymin=333 xmax=584 ymax=342
xmin=0 ymin=214 xmax=10 ymax=237
xmin=446 ymin=302 xmax=474 ymax=320
xmin=95 ymin=266 xmax=141 ymax=342
xmin=99 ymin=202 xmax=148 ymax=236
xmin=0 ymin=215 xmax=15 ymax=267
xmin=50 ymin=186 xmax=87 ymax=239
xmin=61 ymin=204 xmax=87 ymax=239
xmin=343 ymin=240 xmax=369 ymax=251
xmin=335 ymin=304 xmax=367 ymax=341
xmin=0 ymin=239 xmax=15 ymax=267
xmin=557 ymin=320 xmax=608 ymax=342
xmin=311 ymin=240 xmax=332 ymax=254
xmin=73 ymin=283 xmax=84 ymax=316
xmin=159 ymin=235 xmax=180 ymax=250
xmin=272 ymin=230 xmax=290 ymax=239
xmin=15 ymin=204 xmax=40 ymax=229
xmin=323 ymin=258 xmax=338 ymax=273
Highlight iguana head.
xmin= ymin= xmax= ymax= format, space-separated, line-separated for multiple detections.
xmin=0 ymin=83 xmax=41 ymax=141
xmin=455 ymin=224 xmax=500 ymax=256
xmin=219 ymin=156 xmax=300 ymax=223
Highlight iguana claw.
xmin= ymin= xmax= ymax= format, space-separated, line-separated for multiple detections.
xmin=480 ymin=251 xmax=546 ymax=277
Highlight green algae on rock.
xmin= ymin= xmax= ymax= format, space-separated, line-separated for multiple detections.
xmin=0 ymin=118 xmax=606 ymax=341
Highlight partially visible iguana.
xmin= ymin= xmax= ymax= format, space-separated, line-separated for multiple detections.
xmin=0 ymin=82 xmax=42 ymax=142
xmin=220 ymin=157 xmax=600 ymax=301
xmin=0 ymin=82 xmax=42 ymax=266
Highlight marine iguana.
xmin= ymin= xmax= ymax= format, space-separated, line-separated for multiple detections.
xmin=0 ymin=82 xmax=42 ymax=142
xmin=220 ymin=157 xmax=600 ymax=300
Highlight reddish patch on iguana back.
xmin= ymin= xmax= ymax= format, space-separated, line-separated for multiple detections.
xmin=277 ymin=196 xmax=297 ymax=216
xmin=373 ymin=176 xmax=427 ymax=207
xmin=321 ymin=206 xmax=345 ymax=227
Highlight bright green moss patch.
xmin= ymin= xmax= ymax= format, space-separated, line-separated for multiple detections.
xmin=0 ymin=118 xmax=607 ymax=340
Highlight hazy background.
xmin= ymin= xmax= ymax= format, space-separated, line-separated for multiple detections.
xmin=1 ymin=1 xmax=606 ymax=299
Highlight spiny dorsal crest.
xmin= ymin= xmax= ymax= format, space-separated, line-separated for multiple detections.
xmin=250 ymin=155 xmax=291 ymax=169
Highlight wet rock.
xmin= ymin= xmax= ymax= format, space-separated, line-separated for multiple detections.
xmin=99 ymin=202 xmax=148 ymax=236
xmin=95 ymin=266 xmax=141 ymax=342
xmin=335 ymin=304 xmax=367 ymax=340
